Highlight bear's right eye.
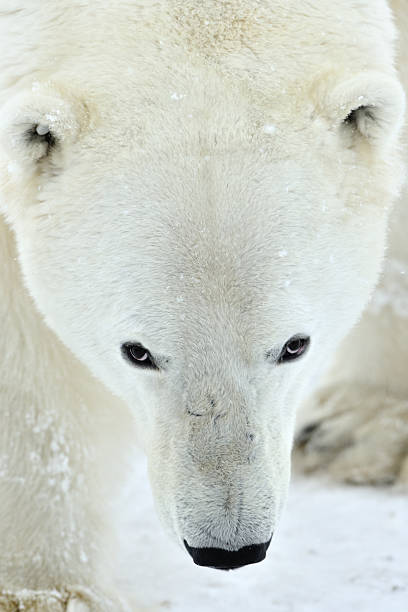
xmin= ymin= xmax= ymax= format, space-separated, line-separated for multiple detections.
xmin=121 ymin=342 xmax=158 ymax=370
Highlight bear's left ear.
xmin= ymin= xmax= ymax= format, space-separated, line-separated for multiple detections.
xmin=321 ymin=71 xmax=405 ymax=149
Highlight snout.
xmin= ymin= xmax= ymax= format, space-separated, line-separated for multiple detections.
xmin=184 ymin=536 xmax=272 ymax=570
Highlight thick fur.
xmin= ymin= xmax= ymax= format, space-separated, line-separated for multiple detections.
xmin=295 ymin=0 xmax=408 ymax=486
xmin=0 ymin=1 xmax=407 ymax=609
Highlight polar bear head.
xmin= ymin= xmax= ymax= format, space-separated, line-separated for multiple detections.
xmin=0 ymin=1 xmax=405 ymax=569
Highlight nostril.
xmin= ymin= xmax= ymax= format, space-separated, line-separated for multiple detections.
xmin=183 ymin=537 xmax=272 ymax=570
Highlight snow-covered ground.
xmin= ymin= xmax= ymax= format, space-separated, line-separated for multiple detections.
xmin=118 ymin=453 xmax=408 ymax=612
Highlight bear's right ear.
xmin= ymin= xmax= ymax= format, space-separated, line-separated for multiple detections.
xmin=317 ymin=71 xmax=405 ymax=151
xmin=0 ymin=88 xmax=88 ymax=178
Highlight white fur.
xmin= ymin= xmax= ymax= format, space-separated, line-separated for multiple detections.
xmin=0 ymin=0 xmax=406 ymax=608
xmin=295 ymin=0 xmax=408 ymax=486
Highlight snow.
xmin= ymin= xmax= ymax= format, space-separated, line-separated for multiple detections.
xmin=170 ymin=92 xmax=186 ymax=101
xmin=36 ymin=124 xmax=50 ymax=136
xmin=118 ymin=453 xmax=408 ymax=612
xmin=262 ymin=124 xmax=277 ymax=135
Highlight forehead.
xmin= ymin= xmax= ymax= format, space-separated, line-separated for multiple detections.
xmin=50 ymin=0 xmax=395 ymax=79
xmin=56 ymin=150 xmax=336 ymax=334
xmin=5 ymin=0 xmax=393 ymax=98
xmin=42 ymin=0 xmax=394 ymax=165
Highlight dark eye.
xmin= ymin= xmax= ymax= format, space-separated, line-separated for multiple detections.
xmin=278 ymin=335 xmax=310 ymax=364
xmin=121 ymin=342 xmax=158 ymax=370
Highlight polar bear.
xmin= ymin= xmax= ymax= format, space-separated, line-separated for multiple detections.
xmin=0 ymin=0 xmax=407 ymax=609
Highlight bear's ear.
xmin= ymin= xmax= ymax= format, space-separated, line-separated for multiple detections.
xmin=0 ymin=88 xmax=88 ymax=178
xmin=322 ymin=71 xmax=405 ymax=149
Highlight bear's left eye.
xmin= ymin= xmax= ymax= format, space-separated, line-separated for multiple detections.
xmin=278 ymin=335 xmax=310 ymax=364
xmin=121 ymin=342 xmax=158 ymax=370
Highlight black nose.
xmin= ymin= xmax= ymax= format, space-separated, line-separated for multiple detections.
xmin=183 ymin=537 xmax=272 ymax=570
